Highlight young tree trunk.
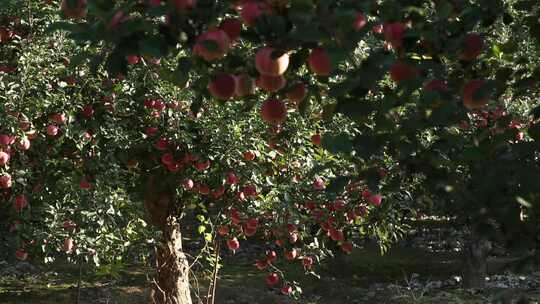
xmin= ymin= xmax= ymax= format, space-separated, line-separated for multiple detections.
xmin=461 ymin=230 xmax=491 ymax=289
xmin=150 ymin=221 xmax=192 ymax=304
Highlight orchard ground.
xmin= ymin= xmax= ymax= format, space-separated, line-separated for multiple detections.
xmin=2 ymin=244 xmax=539 ymax=304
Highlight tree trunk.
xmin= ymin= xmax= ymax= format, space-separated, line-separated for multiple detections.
xmin=461 ymin=230 xmax=491 ymax=289
xmin=150 ymin=222 xmax=192 ymax=304
xmin=143 ymin=175 xmax=192 ymax=304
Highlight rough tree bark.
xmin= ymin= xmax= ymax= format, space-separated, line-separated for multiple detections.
xmin=144 ymin=176 xmax=193 ymax=304
xmin=461 ymin=228 xmax=492 ymax=289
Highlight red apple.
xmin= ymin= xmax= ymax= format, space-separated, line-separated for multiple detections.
xmin=154 ymin=138 xmax=169 ymax=150
xmin=79 ymin=179 xmax=91 ymax=190
xmin=256 ymin=74 xmax=286 ymax=93
xmin=52 ymin=113 xmax=67 ymax=124
xmin=311 ymin=134 xmax=322 ymax=147
xmin=389 ymin=61 xmax=418 ymax=84
xmin=14 ymin=195 xmax=28 ymax=212
xmin=220 ymin=18 xmax=242 ymax=42
xmin=369 ymin=194 xmax=382 ymax=206
xmin=308 ymin=48 xmax=332 ymax=76
xmin=281 ymin=284 xmax=293 ymax=295
xmin=255 ymin=47 xmax=289 ymax=76
xmin=266 ymin=273 xmax=279 ymax=285
xmin=226 ymin=171 xmax=239 ymax=184
xmin=341 ymin=242 xmax=353 ymax=253
xmin=161 ymin=153 xmax=174 ymax=166
xmin=284 ymin=248 xmax=298 ymax=260
xmin=46 ymin=125 xmax=59 ymax=137
xmin=169 ymin=0 xmax=196 ymax=11
xmin=353 ymin=12 xmax=367 ymax=31
xmin=0 ymin=151 xmax=9 ymax=166
xmin=266 ymin=250 xmax=277 ymax=263
xmin=383 ymin=22 xmax=407 ymax=49
xmin=218 ymin=225 xmax=229 ymax=236
xmin=182 ymin=179 xmax=194 ymax=190
xmin=286 ymin=83 xmax=307 ymax=104
xmin=243 ymin=151 xmax=256 ymax=161
xmin=208 ymin=73 xmax=236 ymax=100
xmin=260 ymin=98 xmax=287 ymax=125
xmin=313 ymin=177 xmax=325 ymax=190
xmin=460 ymin=33 xmax=483 ymax=61
xmin=193 ymin=29 xmax=230 ymax=61
xmin=194 ymin=160 xmax=211 ymax=171
xmin=0 ymin=174 xmax=12 ymax=188
xmin=423 ymin=79 xmax=449 ymax=92
xmin=227 ymin=237 xmax=240 ymax=251
xmin=255 ymin=259 xmax=268 ymax=270
xmin=240 ymin=1 xmax=266 ymax=26
xmin=126 ymin=54 xmax=140 ymax=65
xmin=60 ymin=0 xmax=87 ymax=19
xmin=63 ymin=238 xmax=74 ymax=253
xmin=302 ymin=256 xmax=313 ymax=269
xmin=15 ymin=249 xmax=28 ymax=261
xmin=463 ymin=79 xmax=488 ymax=110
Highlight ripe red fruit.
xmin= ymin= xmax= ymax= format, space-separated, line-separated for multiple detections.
xmin=308 ymin=48 xmax=332 ymax=76
xmin=212 ymin=186 xmax=225 ymax=199
xmin=15 ymin=249 xmax=28 ymax=261
xmin=220 ymin=18 xmax=242 ymax=42
xmin=313 ymin=177 xmax=325 ymax=190
xmin=63 ymin=238 xmax=74 ymax=253
xmin=369 ymin=194 xmax=382 ymax=206
xmin=329 ymin=228 xmax=344 ymax=242
xmin=61 ymin=0 xmax=87 ymax=19
xmin=255 ymin=259 xmax=268 ymax=270
xmin=247 ymin=218 xmax=259 ymax=229
xmin=234 ymin=73 xmax=255 ymax=97
xmin=311 ymin=134 xmax=322 ymax=147
xmin=154 ymin=138 xmax=169 ymax=150
xmin=126 ymin=54 xmax=140 ymax=65
xmin=240 ymin=1 xmax=266 ymax=26
xmin=169 ymin=0 xmax=196 ymax=11
xmin=260 ymin=98 xmax=287 ymax=125
xmin=79 ymin=179 xmax=91 ymax=190
xmin=47 ymin=125 xmax=59 ymax=137
xmin=0 ymin=174 xmax=12 ymax=188
xmin=14 ymin=195 xmax=28 ymax=212
xmin=284 ymin=248 xmax=298 ymax=260
xmin=182 ymin=179 xmax=194 ymax=190
xmin=0 ymin=151 xmax=9 ymax=166
xmin=243 ymin=151 xmax=256 ymax=161
xmin=302 ymin=256 xmax=313 ymax=269
xmin=389 ymin=61 xmax=418 ymax=83
xmin=383 ymin=22 xmax=407 ymax=49
xmin=0 ymin=27 xmax=13 ymax=44
xmin=255 ymin=47 xmax=290 ymax=76
xmin=193 ymin=29 xmax=230 ymax=61
xmin=226 ymin=171 xmax=239 ymax=184
xmin=266 ymin=273 xmax=280 ymax=285
xmin=341 ymin=242 xmax=353 ymax=253
xmin=463 ymin=79 xmax=488 ymax=110
xmin=0 ymin=134 xmax=14 ymax=146
xmin=52 ymin=113 xmax=67 ymax=124
xmin=227 ymin=237 xmax=240 ymax=251
xmin=424 ymin=79 xmax=449 ymax=92
xmin=460 ymin=33 xmax=484 ymax=61
xmin=218 ymin=225 xmax=230 ymax=236
xmin=353 ymin=12 xmax=367 ymax=31
xmin=63 ymin=220 xmax=77 ymax=230
xmin=194 ymin=160 xmax=211 ymax=171
xmin=208 ymin=73 xmax=236 ymax=100
xmin=161 ymin=153 xmax=174 ymax=166
xmin=266 ymin=250 xmax=277 ymax=263
xmin=281 ymin=284 xmax=293 ymax=295
xmin=166 ymin=162 xmax=182 ymax=173
xmin=196 ymin=183 xmax=209 ymax=195
xmin=333 ymin=199 xmax=346 ymax=211
xmin=256 ymin=75 xmax=286 ymax=93
xmin=286 ymin=83 xmax=307 ymax=104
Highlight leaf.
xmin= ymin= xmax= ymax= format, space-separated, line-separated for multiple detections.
xmin=322 ymin=133 xmax=353 ymax=154
xmin=197 ymin=225 xmax=206 ymax=234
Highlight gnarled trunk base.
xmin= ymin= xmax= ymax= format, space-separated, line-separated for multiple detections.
xmin=150 ymin=223 xmax=192 ymax=304
xmin=462 ymin=234 xmax=491 ymax=289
